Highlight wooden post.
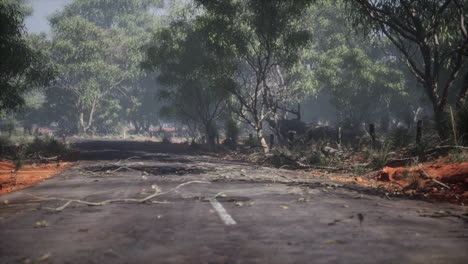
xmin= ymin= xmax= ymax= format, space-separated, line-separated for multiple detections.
xmin=288 ymin=130 xmax=295 ymax=144
xmin=270 ymin=134 xmax=274 ymax=147
xmin=369 ymin=124 xmax=376 ymax=144
xmin=296 ymin=103 xmax=301 ymax=121
xmin=416 ymin=120 xmax=423 ymax=144
xmin=337 ymin=127 xmax=342 ymax=147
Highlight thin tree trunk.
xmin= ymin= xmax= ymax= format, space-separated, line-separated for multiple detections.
xmin=256 ymin=126 xmax=269 ymax=153
xmin=457 ymin=70 xmax=468 ymax=108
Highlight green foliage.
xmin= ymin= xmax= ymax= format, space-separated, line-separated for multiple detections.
xmin=345 ymin=0 xmax=468 ymax=137
xmin=455 ymin=102 xmax=468 ymax=145
xmin=0 ymin=0 xmax=53 ymax=111
xmin=447 ymin=149 xmax=468 ymax=163
xmin=389 ymin=127 xmax=413 ymax=149
xmin=370 ymin=142 xmax=392 ymax=169
xmin=224 ymin=117 xmax=239 ymax=145
xmin=27 ymin=135 xmax=74 ymax=157
xmin=12 ymin=144 xmax=27 ymax=171
xmin=144 ymin=10 xmax=231 ymax=150
xmin=302 ymin=2 xmax=406 ymax=127
xmin=46 ymin=0 xmax=163 ymax=135
xmin=50 ymin=0 xmax=163 ymax=29
xmin=2 ymin=117 xmax=17 ymax=137
xmin=0 ymin=134 xmax=12 ymax=148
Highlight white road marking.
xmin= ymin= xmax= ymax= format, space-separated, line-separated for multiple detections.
xmin=210 ymin=198 xmax=237 ymax=225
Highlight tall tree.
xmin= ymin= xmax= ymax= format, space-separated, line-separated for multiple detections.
xmin=195 ymin=0 xmax=313 ymax=153
xmin=301 ymin=2 xmax=407 ymax=130
xmin=143 ymin=17 xmax=230 ymax=151
xmin=347 ymin=0 xmax=468 ymax=136
xmin=0 ymin=0 xmax=52 ymax=111
xmin=46 ymin=0 xmax=163 ymax=135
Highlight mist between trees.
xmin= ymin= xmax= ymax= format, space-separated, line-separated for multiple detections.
xmin=1 ymin=0 xmax=467 ymax=153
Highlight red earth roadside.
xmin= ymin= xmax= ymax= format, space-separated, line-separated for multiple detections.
xmin=218 ymin=152 xmax=468 ymax=205
xmin=0 ymin=161 xmax=74 ymax=196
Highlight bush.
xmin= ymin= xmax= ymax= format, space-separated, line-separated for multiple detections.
xmin=161 ymin=132 xmax=172 ymax=144
xmin=12 ymin=144 xmax=27 ymax=171
xmin=455 ymin=102 xmax=468 ymax=145
xmin=370 ymin=142 xmax=392 ymax=169
xmin=447 ymin=149 xmax=468 ymax=163
xmin=0 ymin=134 xmax=11 ymax=148
xmin=1 ymin=117 xmax=17 ymax=137
xmin=225 ymin=118 xmax=239 ymax=145
xmin=390 ymin=127 xmax=413 ymax=149
xmin=27 ymin=135 xmax=74 ymax=157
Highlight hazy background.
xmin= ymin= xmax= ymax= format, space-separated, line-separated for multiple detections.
xmin=25 ymin=0 xmax=73 ymax=33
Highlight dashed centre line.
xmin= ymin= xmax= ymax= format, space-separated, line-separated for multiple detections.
xmin=209 ymin=198 xmax=237 ymax=225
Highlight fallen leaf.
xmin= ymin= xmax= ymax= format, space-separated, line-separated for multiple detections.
xmin=37 ymin=253 xmax=52 ymax=261
xmin=324 ymin=240 xmax=345 ymax=244
xmin=3 ymin=200 xmax=9 ymax=205
xmin=219 ymin=193 xmax=227 ymax=198
xmin=21 ymin=258 xmax=32 ymax=264
xmin=35 ymin=220 xmax=48 ymax=228
xmin=156 ymin=215 xmax=162 ymax=219
xmin=280 ymin=206 xmax=289 ymax=210
xmin=235 ymin=202 xmax=244 ymax=207
xmin=297 ymin=197 xmax=308 ymax=202
xmin=342 ymin=205 xmax=349 ymax=208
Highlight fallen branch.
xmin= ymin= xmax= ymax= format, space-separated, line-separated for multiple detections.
xmin=417 ymin=164 xmax=451 ymax=189
xmin=34 ymin=180 xmax=210 ymax=212
xmin=384 ymin=193 xmax=392 ymax=200
xmin=113 ymin=156 xmax=142 ymax=165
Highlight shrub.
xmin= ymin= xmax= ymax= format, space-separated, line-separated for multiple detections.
xmin=12 ymin=144 xmax=27 ymax=171
xmin=27 ymin=135 xmax=74 ymax=157
xmin=390 ymin=127 xmax=413 ymax=149
xmin=0 ymin=134 xmax=11 ymax=148
xmin=370 ymin=142 xmax=392 ymax=169
xmin=455 ymin=102 xmax=468 ymax=145
xmin=447 ymin=149 xmax=468 ymax=163
xmin=225 ymin=118 xmax=239 ymax=145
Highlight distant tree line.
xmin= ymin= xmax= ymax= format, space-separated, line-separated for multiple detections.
xmin=1 ymin=0 xmax=467 ymax=150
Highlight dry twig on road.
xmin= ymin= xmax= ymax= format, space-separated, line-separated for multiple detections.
xmin=31 ymin=181 xmax=210 ymax=212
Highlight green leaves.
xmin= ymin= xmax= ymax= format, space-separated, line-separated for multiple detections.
xmin=0 ymin=1 xmax=53 ymax=111
xmin=45 ymin=0 xmax=163 ymax=134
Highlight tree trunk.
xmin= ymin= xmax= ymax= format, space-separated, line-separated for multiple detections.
xmin=256 ymin=126 xmax=269 ymax=153
xmin=205 ymin=122 xmax=216 ymax=152
xmin=79 ymin=112 xmax=87 ymax=135
xmin=457 ymin=71 xmax=468 ymax=108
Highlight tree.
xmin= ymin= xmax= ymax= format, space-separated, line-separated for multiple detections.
xmin=143 ymin=17 xmax=230 ymax=151
xmin=194 ymin=0 xmax=313 ymax=153
xmin=347 ymin=0 xmax=468 ymax=136
xmin=46 ymin=0 xmax=163 ymax=135
xmin=300 ymin=2 xmax=407 ymax=130
xmin=48 ymin=16 xmax=126 ymax=134
xmin=0 ymin=0 xmax=53 ymax=111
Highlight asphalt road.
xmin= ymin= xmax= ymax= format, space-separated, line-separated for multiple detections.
xmin=0 ymin=140 xmax=467 ymax=264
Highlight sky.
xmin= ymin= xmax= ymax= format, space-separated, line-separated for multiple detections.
xmin=25 ymin=0 xmax=72 ymax=33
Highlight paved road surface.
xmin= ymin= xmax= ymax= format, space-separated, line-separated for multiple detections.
xmin=1 ymin=140 xmax=467 ymax=264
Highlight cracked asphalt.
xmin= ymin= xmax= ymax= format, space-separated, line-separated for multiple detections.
xmin=0 ymin=140 xmax=467 ymax=264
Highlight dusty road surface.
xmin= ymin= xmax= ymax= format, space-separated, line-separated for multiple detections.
xmin=1 ymin=140 xmax=467 ymax=264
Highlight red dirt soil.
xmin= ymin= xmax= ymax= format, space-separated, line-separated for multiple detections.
xmin=323 ymin=162 xmax=468 ymax=204
xmin=0 ymin=161 xmax=73 ymax=196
